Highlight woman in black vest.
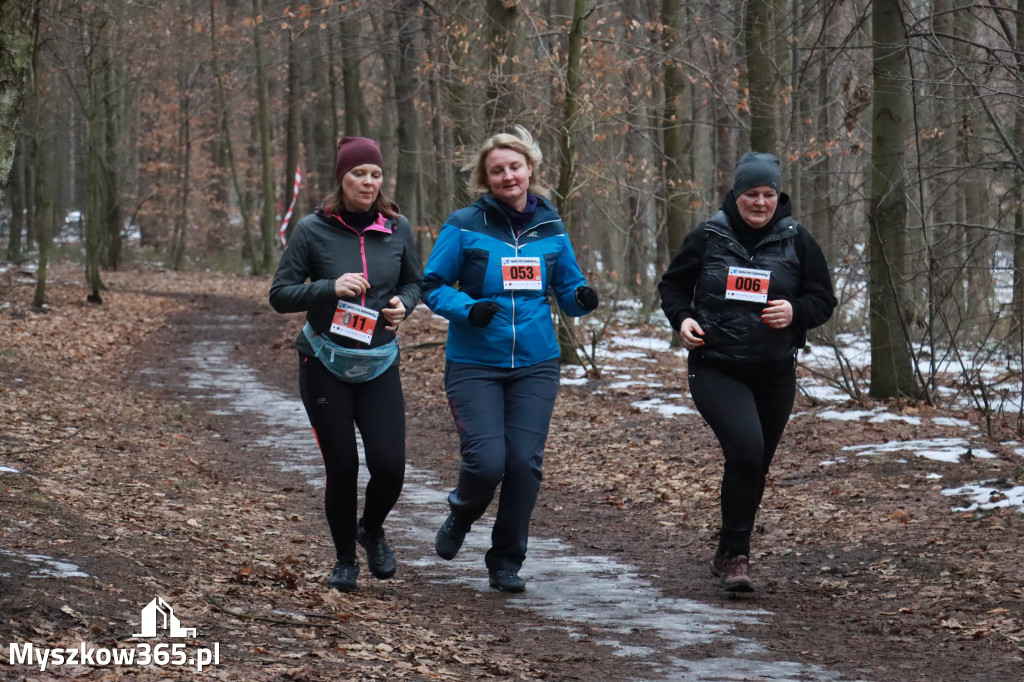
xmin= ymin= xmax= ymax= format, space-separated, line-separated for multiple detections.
xmin=658 ymin=152 xmax=837 ymax=592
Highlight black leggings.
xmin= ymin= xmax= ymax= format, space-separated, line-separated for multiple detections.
xmin=687 ymin=353 xmax=796 ymax=558
xmin=298 ymin=355 xmax=406 ymax=562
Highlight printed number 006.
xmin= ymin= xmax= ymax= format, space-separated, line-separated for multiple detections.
xmin=734 ymin=276 xmax=762 ymax=292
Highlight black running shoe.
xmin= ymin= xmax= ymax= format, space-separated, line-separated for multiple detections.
xmin=357 ymin=521 xmax=396 ymax=580
xmin=435 ymin=513 xmax=470 ymax=561
xmin=325 ymin=560 xmax=358 ymax=592
xmin=488 ymin=569 xmax=526 ymax=593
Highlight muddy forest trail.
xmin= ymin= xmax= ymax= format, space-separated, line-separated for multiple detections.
xmin=1 ymin=265 xmax=1022 ymax=681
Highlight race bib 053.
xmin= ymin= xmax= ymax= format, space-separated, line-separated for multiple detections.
xmin=501 ymin=256 xmax=542 ymax=290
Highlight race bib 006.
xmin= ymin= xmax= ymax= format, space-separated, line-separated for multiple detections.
xmin=725 ymin=266 xmax=771 ymax=303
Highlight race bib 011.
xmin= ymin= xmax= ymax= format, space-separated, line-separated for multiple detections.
xmin=330 ymin=300 xmax=379 ymax=343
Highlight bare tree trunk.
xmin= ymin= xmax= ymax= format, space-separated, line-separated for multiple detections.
xmin=555 ymin=0 xmax=586 ymax=220
xmin=209 ymin=0 xmax=259 ymax=273
xmin=312 ymin=31 xmax=337 ymax=204
xmin=810 ymin=2 xmax=837 ymax=269
xmin=0 ymin=0 xmax=33 ymax=209
xmin=424 ymin=15 xmax=453 ymax=241
xmin=621 ymin=2 xmax=658 ymax=297
xmin=390 ymin=0 xmax=422 ymax=226
xmin=1013 ymin=0 xmax=1024 ymax=332
xmin=869 ymin=0 xmax=918 ymax=399
xmin=660 ymin=0 xmax=689 ymax=260
xmin=744 ymin=0 xmax=778 ymax=152
xmin=82 ymin=5 xmax=108 ymax=302
xmin=33 ymin=108 xmax=53 ymax=308
xmin=28 ymin=3 xmax=52 ymax=307
xmin=554 ymin=0 xmax=589 ymax=365
xmin=340 ymin=14 xmax=368 ymax=137
xmin=282 ymin=30 xmax=300 ymax=244
xmin=712 ymin=2 xmax=739 ymax=198
xmin=484 ymin=0 xmax=523 ymax=127
xmin=252 ymin=0 xmax=276 ymax=274
xmin=447 ymin=0 xmax=482 ymax=208
xmin=6 ymin=139 xmax=26 ymax=261
xmin=169 ymin=67 xmax=193 ymax=272
xmin=100 ymin=40 xmax=124 ymax=270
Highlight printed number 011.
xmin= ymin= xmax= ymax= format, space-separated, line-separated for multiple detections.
xmin=341 ymin=312 xmax=367 ymax=330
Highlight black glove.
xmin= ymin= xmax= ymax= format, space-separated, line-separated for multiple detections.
xmin=468 ymin=301 xmax=500 ymax=328
xmin=574 ymin=285 xmax=599 ymax=311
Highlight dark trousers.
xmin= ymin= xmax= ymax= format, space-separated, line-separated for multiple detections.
xmin=687 ymin=353 xmax=796 ymax=558
xmin=444 ymin=359 xmax=560 ymax=572
xmin=299 ymin=355 xmax=406 ymax=562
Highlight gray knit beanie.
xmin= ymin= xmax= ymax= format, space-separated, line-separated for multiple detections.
xmin=732 ymin=151 xmax=782 ymax=196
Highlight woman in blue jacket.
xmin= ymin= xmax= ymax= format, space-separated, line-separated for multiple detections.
xmin=270 ymin=137 xmax=422 ymax=593
xmin=421 ymin=126 xmax=598 ymax=592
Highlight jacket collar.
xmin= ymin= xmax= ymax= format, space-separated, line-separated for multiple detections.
xmin=317 ymin=207 xmax=394 ymax=234
xmin=477 ymin=193 xmax=560 ymax=230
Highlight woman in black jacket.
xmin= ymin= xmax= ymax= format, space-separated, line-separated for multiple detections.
xmin=658 ymin=151 xmax=837 ymax=593
xmin=270 ymin=136 xmax=422 ymax=592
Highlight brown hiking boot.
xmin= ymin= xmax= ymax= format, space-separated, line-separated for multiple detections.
xmin=710 ymin=552 xmax=754 ymax=592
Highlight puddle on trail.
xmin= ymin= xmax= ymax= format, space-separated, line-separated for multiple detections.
xmin=168 ymin=326 xmax=862 ymax=682
xmin=0 ymin=549 xmax=90 ymax=579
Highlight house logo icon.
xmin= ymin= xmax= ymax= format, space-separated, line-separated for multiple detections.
xmin=131 ymin=597 xmax=197 ymax=638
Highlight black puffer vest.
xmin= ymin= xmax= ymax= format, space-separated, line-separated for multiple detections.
xmin=693 ymin=210 xmax=802 ymax=362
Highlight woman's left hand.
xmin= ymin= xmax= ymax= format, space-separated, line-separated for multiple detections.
xmin=761 ymin=299 xmax=793 ymax=329
xmin=382 ymin=296 xmax=406 ymax=331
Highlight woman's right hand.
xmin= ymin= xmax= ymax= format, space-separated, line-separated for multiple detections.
xmin=334 ymin=273 xmax=370 ymax=298
xmin=680 ymin=318 xmax=705 ymax=350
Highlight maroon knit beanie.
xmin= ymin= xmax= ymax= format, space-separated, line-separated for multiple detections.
xmin=335 ymin=136 xmax=384 ymax=184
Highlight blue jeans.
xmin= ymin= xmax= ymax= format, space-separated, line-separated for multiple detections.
xmin=444 ymin=359 xmax=560 ymax=572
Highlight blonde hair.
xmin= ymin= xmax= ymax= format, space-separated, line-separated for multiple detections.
xmin=465 ymin=125 xmax=552 ymax=200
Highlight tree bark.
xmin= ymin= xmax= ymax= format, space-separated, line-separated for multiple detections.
xmin=340 ymin=14 xmax=368 ymax=137
xmin=555 ymin=0 xmax=586 ymax=219
xmin=391 ymin=0 xmax=422 ymax=226
xmin=0 ymin=0 xmax=33 ymax=209
xmin=1013 ymin=0 xmax=1024 ymax=332
xmin=252 ymin=0 xmax=276 ymax=274
xmin=282 ymin=30 xmax=300 ymax=244
xmin=82 ymin=4 xmax=109 ymax=302
xmin=869 ymin=0 xmax=918 ymax=399
xmin=744 ymin=0 xmax=777 ymax=152
xmin=660 ymin=0 xmax=689 ymax=259
xmin=6 ymin=137 xmax=26 ymax=261
xmin=484 ymin=0 xmax=523 ymax=127
xmin=209 ymin=0 xmax=259 ymax=273
xmin=555 ymin=0 xmax=589 ymax=366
